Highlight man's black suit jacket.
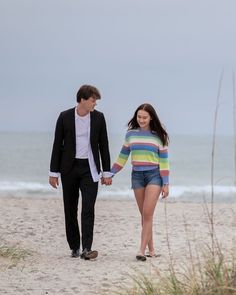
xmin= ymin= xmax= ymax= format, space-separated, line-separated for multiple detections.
xmin=50 ymin=108 xmax=111 ymax=176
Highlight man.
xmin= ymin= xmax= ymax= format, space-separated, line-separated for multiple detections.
xmin=49 ymin=85 xmax=112 ymax=259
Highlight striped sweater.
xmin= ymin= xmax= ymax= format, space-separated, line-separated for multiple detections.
xmin=111 ymin=129 xmax=169 ymax=185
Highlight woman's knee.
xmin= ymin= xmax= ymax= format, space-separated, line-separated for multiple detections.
xmin=142 ymin=211 xmax=153 ymax=222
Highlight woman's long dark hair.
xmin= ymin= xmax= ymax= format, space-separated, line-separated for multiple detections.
xmin=127 ymin=103 xmax=169 ymax=146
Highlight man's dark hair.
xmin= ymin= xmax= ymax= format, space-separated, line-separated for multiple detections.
xmin=76 ymin=85 xmax=101 ymax=103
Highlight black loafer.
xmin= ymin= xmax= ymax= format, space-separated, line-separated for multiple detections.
xmin=136 ymin=254 xmax=147 ymax=261
xmin=81 ymin=249 xmax=98 ymax=260
xmin=71 ymin=249 xmax=80 ymax=258
xmin=145 ymin=253 xmax=161 ymax=258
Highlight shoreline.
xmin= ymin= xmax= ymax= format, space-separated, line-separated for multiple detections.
xmin=0 ymin=196 xmax=236 ymax=294
xmin=1 ymin=191 xmax=236 ymax=204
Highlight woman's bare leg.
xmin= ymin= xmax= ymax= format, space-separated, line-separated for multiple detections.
xmin=134 ymin=188 xmax=155 ymax=254
xmin=139 ymin=185 xmax=161 ymax=255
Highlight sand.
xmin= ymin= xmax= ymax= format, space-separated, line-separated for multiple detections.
xmin=0 ymin=195 xmax=236 ymax=295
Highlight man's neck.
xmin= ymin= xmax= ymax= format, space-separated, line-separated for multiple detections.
xmin=76 ymin=105 xmax=89 ymax=117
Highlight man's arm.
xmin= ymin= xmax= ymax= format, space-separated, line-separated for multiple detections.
xmin=50 ymin=113 xmax=64 ymax=172
xmin=98 ymin=113 xmax=111 ymax=172
xmin=49 ymin=113 xmax=64 ymax=188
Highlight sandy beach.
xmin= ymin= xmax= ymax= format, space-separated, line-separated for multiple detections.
xmin=0 ymin=195 xmax=236 ymax=295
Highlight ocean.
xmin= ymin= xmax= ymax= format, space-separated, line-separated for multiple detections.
xmin=0 ymin=132 xmax=236 ymax=202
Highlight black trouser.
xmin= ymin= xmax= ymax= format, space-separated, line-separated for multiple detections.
xmin=61 ymin=159 xmax=98 ymax=251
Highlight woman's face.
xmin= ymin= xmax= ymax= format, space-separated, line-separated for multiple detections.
xmin=137 ymin=110 xmax=151 ymax=130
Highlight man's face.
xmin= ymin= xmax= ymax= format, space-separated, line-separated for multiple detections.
xmin=81 ymin=96 xmax=97 ymax=112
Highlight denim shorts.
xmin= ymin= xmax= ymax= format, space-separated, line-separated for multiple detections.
xmin=131 ymin=168 xmax=163 ymax=189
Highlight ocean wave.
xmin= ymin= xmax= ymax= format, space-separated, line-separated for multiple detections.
xmin=0 ymin=181 xmax=236 ymax=201
xmin=0 ymin=181 xmax=53 ymax=193
xmin=99 ymin=185 xmax=236 ymax=201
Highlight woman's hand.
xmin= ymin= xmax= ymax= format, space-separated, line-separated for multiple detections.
xmin=161 ymin=184 xmax=169 ymax=198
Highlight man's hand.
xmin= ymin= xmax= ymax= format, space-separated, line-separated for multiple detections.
xmin=49 ymin=176 xmax=59 ymax=189
xmin=101 ymin=177 xmax=112 ymax=186
xmin=161 ymin=184 xmax=169 ymax=198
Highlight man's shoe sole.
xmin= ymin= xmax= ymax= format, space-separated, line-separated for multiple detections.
xmin=71 ymin=250 xmax=80 ymax=258
xmin=71 ymin=254 xmax=80 ymax=258
xmin=81 ymin=250 xmax=98 ymax=260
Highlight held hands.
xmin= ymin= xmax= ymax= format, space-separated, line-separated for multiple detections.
xmin=49 ymin=176 xmax=59 ymax=189
xmin=101 ymin=177 xmax=112 ymax=186
xmin=161 ymin=184 xmax=169 ymax=199
xmin=49 ymin=176 xmax=112 ymax=188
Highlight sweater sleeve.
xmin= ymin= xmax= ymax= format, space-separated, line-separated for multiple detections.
xmin=111 ymin=133 xmax=130 ymax=175
xmin=158 ymin=144 xmax=169 ymax=185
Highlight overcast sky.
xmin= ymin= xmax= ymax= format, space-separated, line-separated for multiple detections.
xmin=1 ymin=0 xmax=236 ymax=135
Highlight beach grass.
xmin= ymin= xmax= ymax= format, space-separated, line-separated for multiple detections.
xmin=0 ymin=243 xmax=33 ymax=268
xmin=117 ymin=245 xmax=236 ymax=295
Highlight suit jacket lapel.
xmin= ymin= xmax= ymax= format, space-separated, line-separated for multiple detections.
xmin=70 ymin=108 xmax=76 ymax=148
xmin=90 ymin=111 xmax=96 ymax=142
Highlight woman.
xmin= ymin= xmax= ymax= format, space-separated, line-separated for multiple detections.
xmin=110 ymin=103 xmax=169 ymax=261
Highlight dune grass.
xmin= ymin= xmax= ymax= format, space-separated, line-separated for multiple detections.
xmin=0 ymin=243 xmax=33 ymax=268
xmin=117 ymin=234 xmax=236 ymax=295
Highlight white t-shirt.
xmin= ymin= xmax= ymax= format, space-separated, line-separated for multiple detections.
xmin=75 ymin=112 xmax=89 ymax=158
